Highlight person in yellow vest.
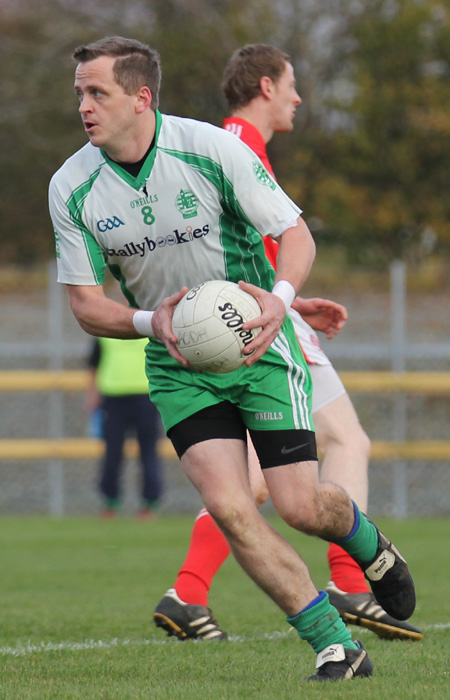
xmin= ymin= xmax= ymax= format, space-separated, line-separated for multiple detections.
xmin=85 ymin=336 xmax=163 ymax=518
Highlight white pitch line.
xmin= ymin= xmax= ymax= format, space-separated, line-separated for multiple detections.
xmin=0 ymin=630 xmax=291 ymax=657
xmin=0 ymin=638 xmax=161 ymax=657
xmin=0 ymin=624 xmax=448 ymax=657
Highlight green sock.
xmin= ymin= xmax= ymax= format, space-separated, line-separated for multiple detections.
xmin=105 ymin=497 xmax=121 ymax=510
xmin=335 ymin=502 xmax=378 ymax=564
xmin=143 ymin=499 xmax=159 ymax=509
xmin=286 ymin=592 xmax=358 ymax=653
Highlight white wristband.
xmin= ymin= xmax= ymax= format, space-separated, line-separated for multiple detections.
xmin=272 ymin=280 xmax=296 ymax=313
xmin=133 ymin=310 xmax=155 ymax=337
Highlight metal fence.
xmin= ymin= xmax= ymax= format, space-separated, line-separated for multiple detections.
xmin=1 ymin=261 xmax=449 ymax=518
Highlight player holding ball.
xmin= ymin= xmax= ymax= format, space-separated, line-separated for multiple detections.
xmin=49 ymin=36 xmax=416 ymax=681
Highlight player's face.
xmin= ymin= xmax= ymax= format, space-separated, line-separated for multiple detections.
xmin=74 ymin=56 xmax=141 ymax=158
xmin=271 ymin=62 xmax=301 ymax=133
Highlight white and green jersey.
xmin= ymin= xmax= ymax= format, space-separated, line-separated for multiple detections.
xmin=49 ymin=111 xmax=301 ymax=312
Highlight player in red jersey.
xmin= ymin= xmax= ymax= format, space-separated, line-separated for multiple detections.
xmin=154 ymin=43 xmax=422 ymax=644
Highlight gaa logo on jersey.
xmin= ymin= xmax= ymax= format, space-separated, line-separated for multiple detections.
xmin=96 ymin=216 xmax=125 ymax=232
xmin=253 ymin=162 xmax=276 ymax=190
xmin=175 ymin=189 xmax=199 ymax=219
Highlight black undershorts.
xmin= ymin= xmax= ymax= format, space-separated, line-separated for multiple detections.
xmin=168 ymin=401 xmax=317 ymax=468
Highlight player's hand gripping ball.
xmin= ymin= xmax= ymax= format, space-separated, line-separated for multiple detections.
xmin=172 ymin=280 xmax=262 ymax=373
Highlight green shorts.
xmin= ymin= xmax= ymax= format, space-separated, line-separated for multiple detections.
xmin=145 ymin=316 xmax=314 ymax=434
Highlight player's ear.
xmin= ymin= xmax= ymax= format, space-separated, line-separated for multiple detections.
xmin=260 ymin=76 xmax=274 ymax=100
xmin=136 ymin=86 xmax=152 ymax=113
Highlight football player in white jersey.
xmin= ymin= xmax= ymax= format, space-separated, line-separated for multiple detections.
xmin=49 ymin=36 xmax=416 ymax=681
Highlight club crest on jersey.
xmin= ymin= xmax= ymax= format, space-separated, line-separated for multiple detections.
xmin=175 ymin=189 xmax=199 ymax=219
xmin=96 ymin=216 xmax=125 ymax=232
xmin=253 ymin=162 xmax=276 ymax=190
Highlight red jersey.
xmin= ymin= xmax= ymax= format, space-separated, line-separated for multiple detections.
xmin=223 ymin=116 xmax=329 ymax=367
xmin=223 ymin=117 xmax=279 ymax=269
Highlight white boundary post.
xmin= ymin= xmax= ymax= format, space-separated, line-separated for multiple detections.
xmin=47 ymin=260 xmax=65 ymax=516
xmin=390 ymin=259 xmax=407 ymax=518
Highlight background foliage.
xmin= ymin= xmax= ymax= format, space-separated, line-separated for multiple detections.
xmin=1 ymin=0 xmax=449 ymax=269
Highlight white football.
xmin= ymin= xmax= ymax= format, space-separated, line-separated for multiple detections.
xmin=172 ymin=280 xmax=262 ymax=373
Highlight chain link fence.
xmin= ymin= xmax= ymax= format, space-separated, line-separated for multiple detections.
xmin=1 ymin=261 xmax=449 ymax=517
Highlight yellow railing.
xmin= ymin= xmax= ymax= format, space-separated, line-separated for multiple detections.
xmin=1 ymin=371 xmax=450 ymax=461
xmin=0 ymin=437 xmax=174 ymax=460
xmin=2 ymin=370 xmax=450 ymax=394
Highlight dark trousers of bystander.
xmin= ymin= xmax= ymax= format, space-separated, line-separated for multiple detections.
xmin=99 ymin=394 xmax=163 ymax=505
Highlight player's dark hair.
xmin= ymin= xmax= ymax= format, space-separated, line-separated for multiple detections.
xmin=221 ymin=43 xmax=291 ymax=111
xmin=73 ymin=36 xmax=161 ymax=110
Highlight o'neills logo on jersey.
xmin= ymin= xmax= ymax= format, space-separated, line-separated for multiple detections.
xmin=105 ymin=224 xmax=210 ymax=258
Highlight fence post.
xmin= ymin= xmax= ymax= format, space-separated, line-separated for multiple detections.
xmin=390 ymin=259 xmax=407 ymax=518
xmin=47 ymin=260 xmax=65 ymax=517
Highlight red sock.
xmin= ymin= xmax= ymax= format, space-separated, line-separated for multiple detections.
xmin=173 ymin=508 xmax=231 ymax=605
xmin=327 ymin=543 xmax=370 ymax=594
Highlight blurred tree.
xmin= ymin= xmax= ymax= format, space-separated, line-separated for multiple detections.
xmin=0 ymin=0 xmax=449 ymax=272
xmin=146 ymin=0 xmax=280 ymax=123
xmin=287 ymin=0 xmax=450 ymax=268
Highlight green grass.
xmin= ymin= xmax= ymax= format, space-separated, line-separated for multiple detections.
xmin=0 ymin=515 xmax=448 ymax=699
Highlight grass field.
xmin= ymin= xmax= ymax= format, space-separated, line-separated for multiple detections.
xmin=1 ymin=515 xmax=449 ymax=699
